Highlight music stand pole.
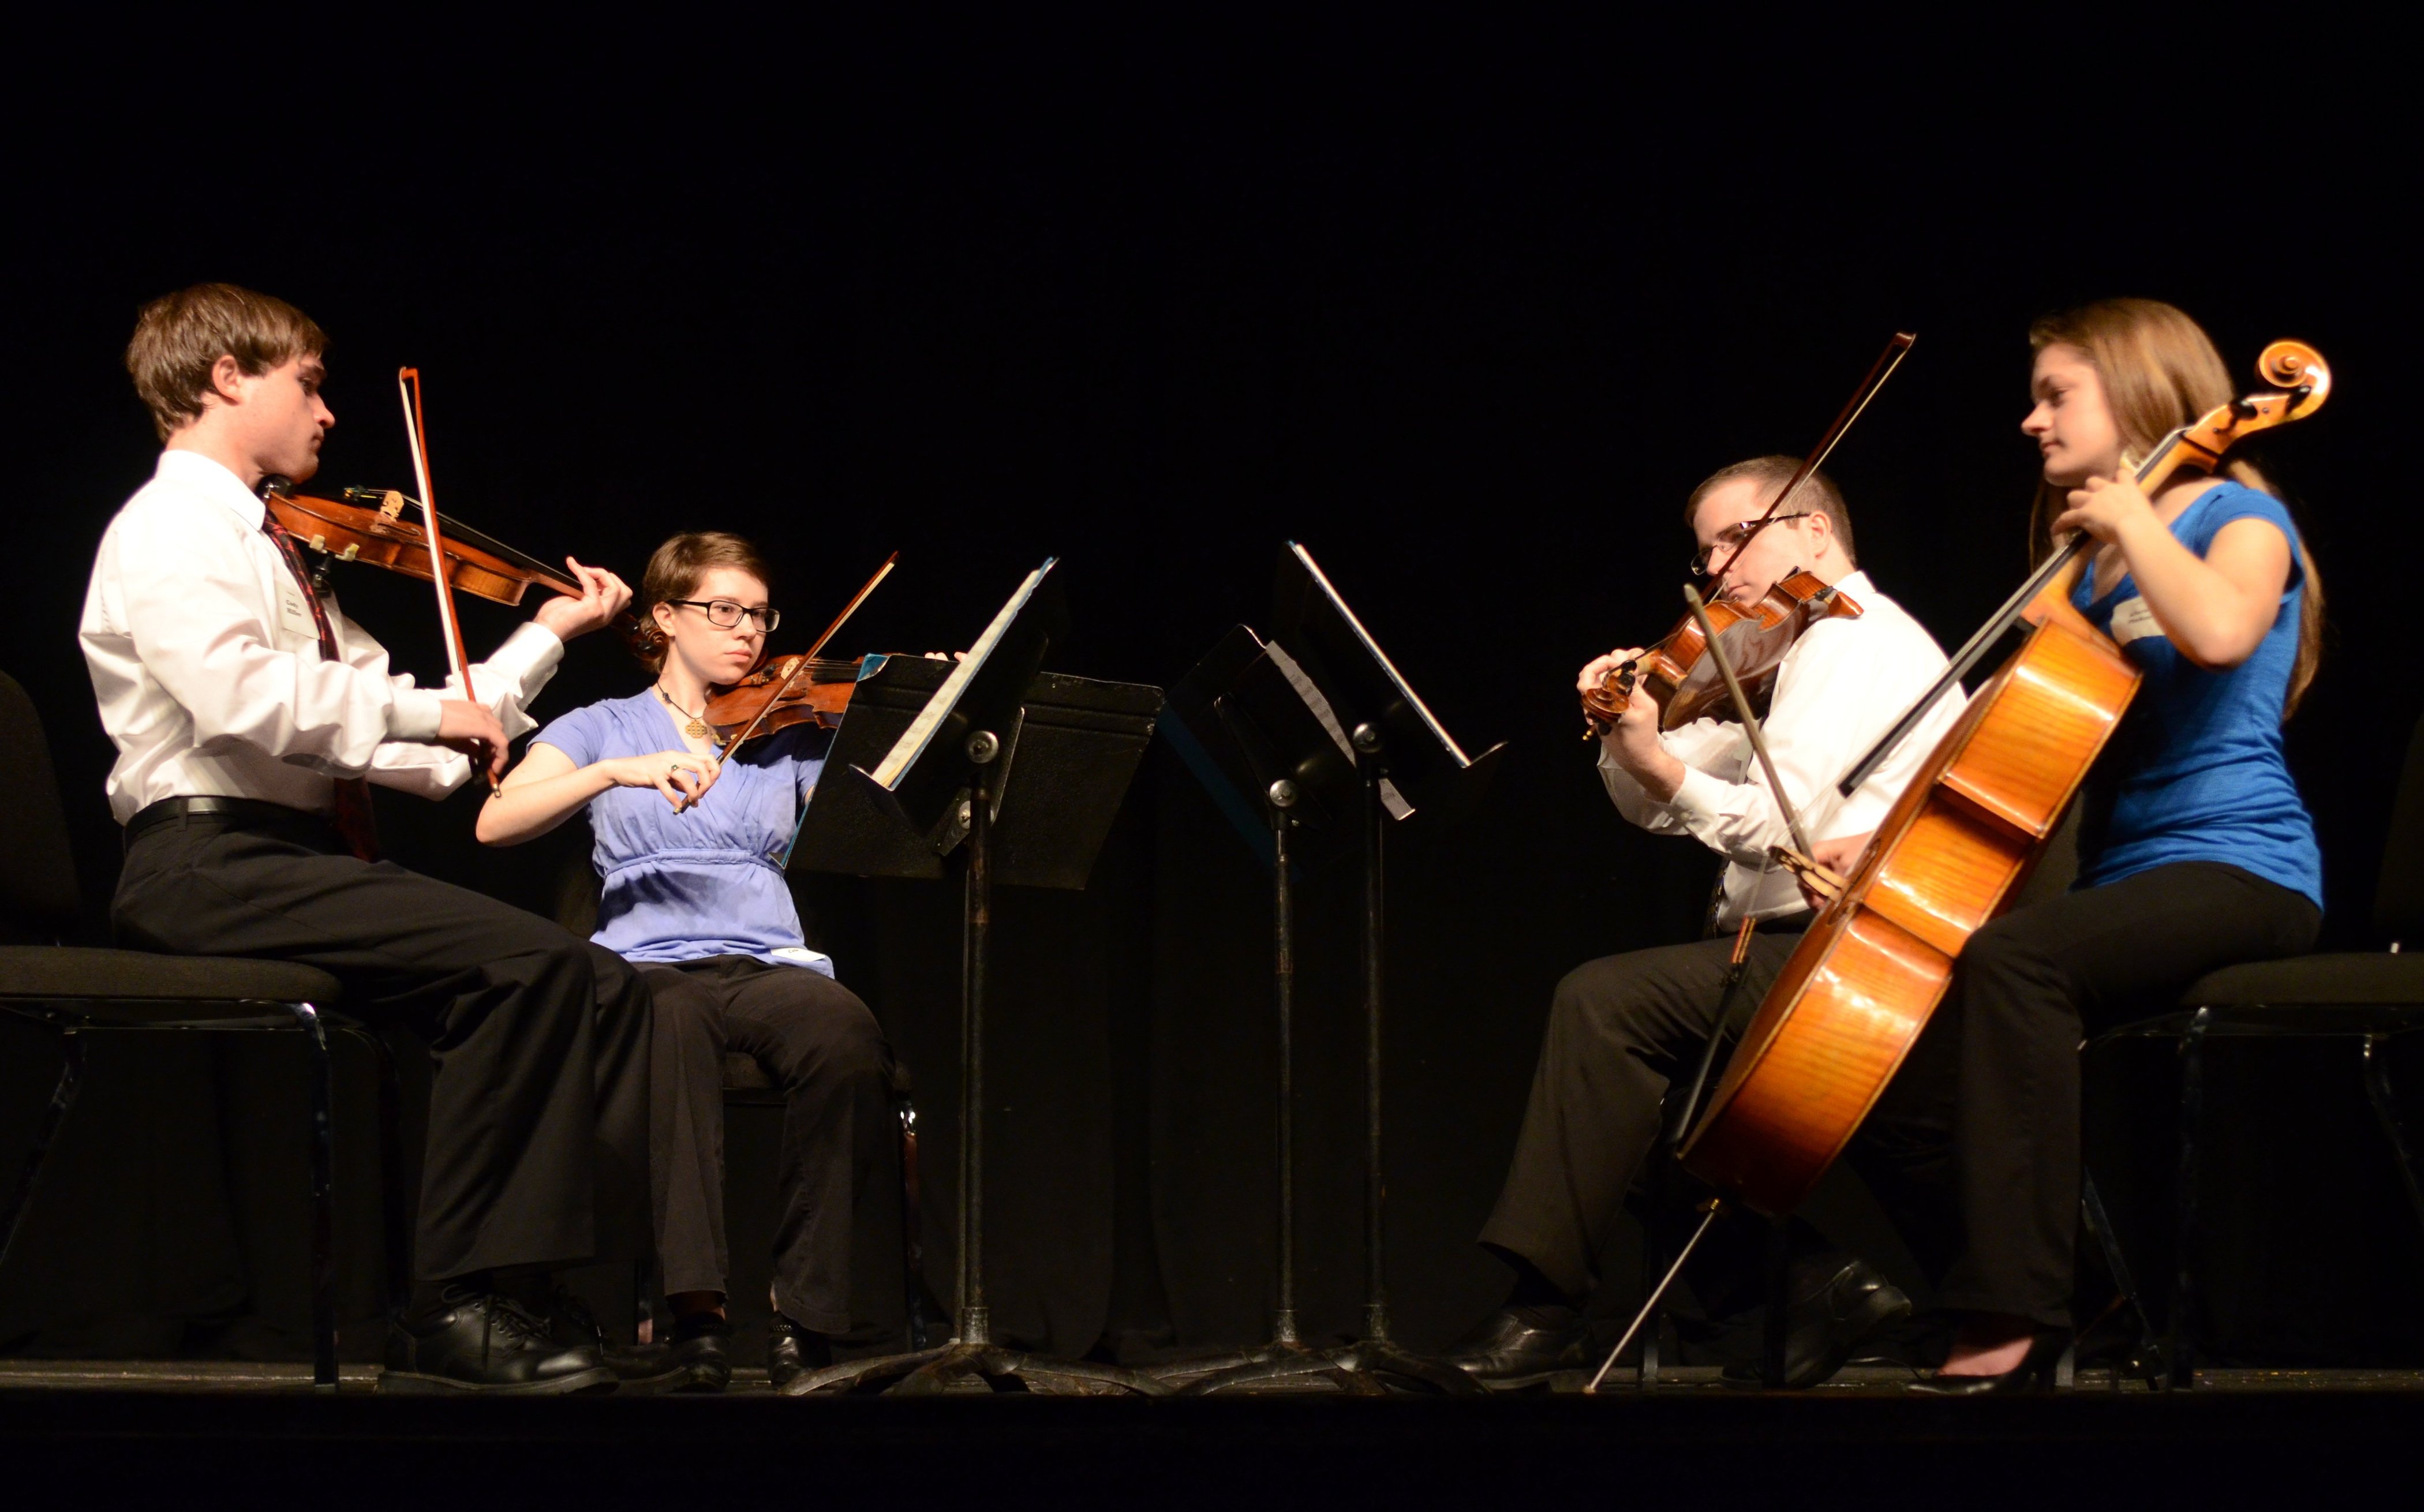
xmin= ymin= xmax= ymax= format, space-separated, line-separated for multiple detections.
xmin=1355 ymin=727 xmax=1390 ymax=1344
xmin=957 ymin=733 xmax=996 ymax=1348
xmin=1271 ymin=782 xmax=1301 ymax=1348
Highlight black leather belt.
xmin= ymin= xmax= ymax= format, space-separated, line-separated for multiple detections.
xmin=125 ymin=795 xmax=339 ymax=847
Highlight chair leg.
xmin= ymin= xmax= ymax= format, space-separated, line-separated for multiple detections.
xmin=0 ymin=1029 xmax=85 ymax=1275
xmin=289 ymin=1003 xmax=339 ymax=1391
xmin=2361 ymin=1035 xmax=2424 ymax=1244
xmin=2079 ymin=1172 xmax=2165 ymax=1389
xmin=2170 ymin=1006 xmax=2210 ymax=1390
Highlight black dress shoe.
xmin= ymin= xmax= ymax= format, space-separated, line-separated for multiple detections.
xmin=1439 ymin=1305 xmax=1585 ymax=1388
xmin=384 ymin=1290 xmax=617 ymax=1395
xmin=766 ymin=1315 xmax=835 ymax=1389
xmin=1721 ymin=1254 xmax=1913 ymax=1389
xmin=1908 ymin=1330 xmax=2067 ymax=1395
xmin=610 ymin=1320 xmax=735 ymax=1393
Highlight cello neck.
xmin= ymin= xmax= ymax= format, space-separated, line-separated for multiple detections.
xmin=1834 ymin=421 xmax=2204 ymax=799
xmin=1835 ymin=531 xmax=2090 ymax=799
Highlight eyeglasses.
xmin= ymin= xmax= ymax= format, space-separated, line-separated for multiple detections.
xmin=666 ymin=598 xmax=781 ymax=633
xmin=1690 ymin=513 xmax=1813 ymax=578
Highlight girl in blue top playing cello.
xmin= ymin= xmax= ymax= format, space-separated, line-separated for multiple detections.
xmin=1827 ymin=300 xmax=2329 ymax=1392
xmin=480 ymin=531 xmax=891 ymax=1392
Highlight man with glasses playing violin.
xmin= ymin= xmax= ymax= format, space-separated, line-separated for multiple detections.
xmin=1443 ymin=456 xmax=1969 ymax=1389
xmin=80 ymin=284 xmax=649 ymax=1393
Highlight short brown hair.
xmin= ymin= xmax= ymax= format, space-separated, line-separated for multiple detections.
xmin=1684 ymin=455 xmax=1856 ymax=566
xmin=125 ymin=283 xmax=327 ymax=441
xmin=633 ymin=532 xmax=775 ymax=673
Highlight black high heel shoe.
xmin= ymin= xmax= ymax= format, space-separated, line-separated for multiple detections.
xmin=1907 ymin=1330 xmax=2068 ymax=1396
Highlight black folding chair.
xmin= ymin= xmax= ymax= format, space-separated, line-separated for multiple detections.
xmin=2089 ymin=709 xmax=2424 ymax=1387
xmin=0 ymin=670 xmax=407 ymax=1390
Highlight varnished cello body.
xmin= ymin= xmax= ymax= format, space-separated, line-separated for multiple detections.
xmin=1679 ymin=340 xmax=2333 ymax=1215
xmin=1679 ymin=607 xmax=2137 ymax=1212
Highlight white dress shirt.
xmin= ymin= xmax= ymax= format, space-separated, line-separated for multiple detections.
xmin=81 ymin=450 xmax=565 ymax=822
xmin=1599 ymin=569 xmax=1968 ymax=927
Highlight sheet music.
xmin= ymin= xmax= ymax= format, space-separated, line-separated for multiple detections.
xmin=1286 ymin=542 xmax=1471 ymax=767
xmin=869 ymin=559 xmax=1057 ymax=791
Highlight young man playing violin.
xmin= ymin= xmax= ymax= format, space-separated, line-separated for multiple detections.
xmin=82 ymin=283 xmax=648 ymax=1394
xmin=478 ymin=532 xmax=894 ymax=1391
xmin=1443 ymin=457 xmax=1970 ymax=1388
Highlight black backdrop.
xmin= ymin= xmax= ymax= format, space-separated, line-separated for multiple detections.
xmin=3 ymin=16 xmax=2419 ymax=1364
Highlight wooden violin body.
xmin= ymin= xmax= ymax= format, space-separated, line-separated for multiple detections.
xmin=261 ymin=484 xmax=583 ymax=608
xmin=1679 ymin=339 xmax=2333 ymax=1215
xmin=704 ymin=654 xmax=872 ymax=743
xmin=1584 ymin=570 xmax=1862 ymax=733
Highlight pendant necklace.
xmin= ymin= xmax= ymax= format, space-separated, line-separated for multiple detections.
xmin=656 ymin=682 xmax=713 ymax=742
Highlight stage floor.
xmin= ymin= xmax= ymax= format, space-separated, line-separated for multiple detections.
xmin=5 ymin=1358 xmax=2422 ymax=1394
xmin=5 ymin=1357 xmax=2424 ymax=1395
xmin=7 ymin=1360 xmax=2418 ymax=1504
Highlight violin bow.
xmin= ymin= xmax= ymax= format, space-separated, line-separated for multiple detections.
xmin=396 ymin=368 xmax=497 ymax=791
xmin=1588 ymin=332 xmax=1918 ymax=740
xmin=1726 ymin=331 xmax=1917 ymax=564
xmin=714 ymin=551 xmax=901 ymax=758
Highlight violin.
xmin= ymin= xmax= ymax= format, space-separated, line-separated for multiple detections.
xmin=703 ymin=654 xmax=877 ymax=742
xmin=1581 ymin=570 xmax=1862 ymax=734
xmin=691 ymin=553 xmax=900 ymax=768
xmin=1581 ymin=332 xmax=1914 ymax=737
xmin=261 ymin=481 xmax=623 ymax=616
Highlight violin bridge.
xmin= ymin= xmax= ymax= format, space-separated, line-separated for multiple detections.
xmin=379 ymin=490 xmax=407 ymax=522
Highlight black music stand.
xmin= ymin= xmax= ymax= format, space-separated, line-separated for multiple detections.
xmin=1173 ymin=546 xmax=1503 ymax=1395
xmin=782 ymin=562 xmax=1171 ymax=1396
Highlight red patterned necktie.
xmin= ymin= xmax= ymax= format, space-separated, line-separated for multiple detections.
xmin=259 ymin=511 xmax=381 ymax=862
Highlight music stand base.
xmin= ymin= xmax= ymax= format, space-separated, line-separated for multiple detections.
xmin=1181 ymin=1337 xmax=1482 ymax=1397
xmin=785 ymin=1341 xmax=1173 ymax=1397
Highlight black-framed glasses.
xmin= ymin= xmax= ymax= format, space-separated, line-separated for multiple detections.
xmin=666 ymin=598 xmax=781 ymax=633
xmin=1690 ymin=513 xmax=1813 ymax=578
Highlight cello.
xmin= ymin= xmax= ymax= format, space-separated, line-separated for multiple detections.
xmin=1677 ymin=339 xmax=2333 ymax=1215
xmin=1579 ymin=341 xmax=2332 ymax=1392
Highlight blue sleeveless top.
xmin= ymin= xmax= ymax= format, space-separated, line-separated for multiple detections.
xmin=2070 ymin=482 xmax=2322 ymax=908
xmin=532 ymin=691 xmax=834 ymax=971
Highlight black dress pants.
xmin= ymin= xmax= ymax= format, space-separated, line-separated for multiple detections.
xmin=1479 ymin=927 xmax=1805 ymax=1300
xmin=1481 ymin=922 xmax=1959 ymax=1303
xmin=111 ymin=809 xmax=653 ymax=1284
xmin=1918 ymin=860 xmax=2320 ymax=1328
xmin=642 ymin=956 xmax=892 ymax=1335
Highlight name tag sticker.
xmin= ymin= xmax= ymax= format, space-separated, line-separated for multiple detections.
xmin=277 ymin=583 xmax=315 ymax=637
xmin=2108 ymin=595 xmax=2162 ymax=647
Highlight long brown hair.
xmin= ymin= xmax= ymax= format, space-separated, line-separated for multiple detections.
xmin=2027 ymin=298 xmax=2323 ymax=717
